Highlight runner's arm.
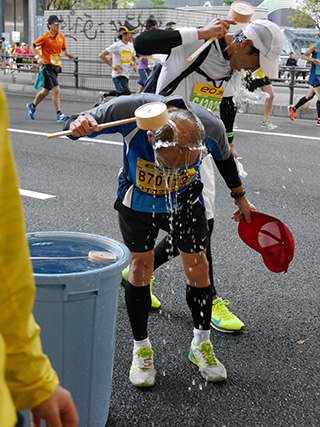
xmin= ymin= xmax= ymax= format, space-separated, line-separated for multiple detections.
xmin=62 ymin=48 xmax=75 ymax=59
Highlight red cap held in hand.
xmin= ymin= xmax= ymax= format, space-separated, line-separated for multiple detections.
xmin=238 ymin=211 xmax=295 ymax=273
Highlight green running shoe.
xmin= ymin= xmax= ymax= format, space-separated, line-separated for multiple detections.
xmin=129 ymin=346 xmax=156 ymax=387
xmin=211 ymin=297 xmax=244 ymax=333
xmin=121 ymin=266 xmax=161 ymax=310
xmin=189 ymin=339 xmax=227 ymax=382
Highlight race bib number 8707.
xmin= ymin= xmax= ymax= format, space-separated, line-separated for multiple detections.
xmin=136 ymin=158 xmax=197 ymax=195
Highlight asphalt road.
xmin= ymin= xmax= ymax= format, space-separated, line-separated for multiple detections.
xmin=6 ymin=94 xmax=320 ymax=427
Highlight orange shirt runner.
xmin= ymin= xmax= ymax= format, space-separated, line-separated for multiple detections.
xmin=34 ymin=31 xmax=66 ymax=66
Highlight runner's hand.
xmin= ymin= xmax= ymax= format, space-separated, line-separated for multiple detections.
xmin=198 ymin=19 xmax=236 ymax=40
xmin=231 ymin=197 xmax=256 ymax=223
xmin=69 ymin=114 xmax=100 ymax=137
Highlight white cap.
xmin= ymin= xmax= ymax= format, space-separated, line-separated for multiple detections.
xmin=242 ymin=19 xmax=284 ymax=78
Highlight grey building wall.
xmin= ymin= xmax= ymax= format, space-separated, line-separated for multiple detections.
xmin=43 ymin=8 xmax=216 ymax=89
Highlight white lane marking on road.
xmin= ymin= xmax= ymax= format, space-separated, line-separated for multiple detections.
xmin=8 ymin=128 xmax=123 ymax=146
xmin=234 ymin=129 xmax=320 ymax=141
xmin=9 ymin=127 xmax=320 ymax=142
xmin=19 ymin=189 xmax=56 ymax=200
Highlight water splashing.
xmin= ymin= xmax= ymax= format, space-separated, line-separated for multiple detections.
xmin=227 ymin=70 xmax=268 ymax=108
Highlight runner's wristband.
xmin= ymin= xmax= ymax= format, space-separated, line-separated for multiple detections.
xmin=230 ymin=190 xmax=246 ymax=199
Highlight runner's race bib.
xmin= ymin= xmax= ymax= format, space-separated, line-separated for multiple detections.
xmin=147 ymin=56 xmax=156 ymax=69
xmin=136 ymin=158 xmax=197 ymax=195
xmin=190 ymin=82 xmax=225 ymax=113
xmin=120 ymin=50 xmax=133 ymax=63
xmin=50 ymin=53 xmax=62 ymax=66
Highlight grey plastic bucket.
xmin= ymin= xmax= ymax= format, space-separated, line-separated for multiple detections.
xmin=25 ymin=231 xmax=130 ymax=426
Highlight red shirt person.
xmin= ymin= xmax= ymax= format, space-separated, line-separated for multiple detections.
xmin=12 ymin=42 xmax=24 ymax=69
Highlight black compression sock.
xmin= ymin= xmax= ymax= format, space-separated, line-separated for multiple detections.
xmin=125 ymin=281 xmax=151 ymax=341
xmin=294 ymin=96 xmax=308 ymax=111
xmin=186 ymin=284 xmax=214 ymax=330
xmin=317 ymin=100 xmax=320 ymax=118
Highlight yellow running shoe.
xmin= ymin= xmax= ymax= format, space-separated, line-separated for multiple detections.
xmin=211 ymin=297 xmax=244 ymax=333
xmin=189 ymin=339 xmax=227 ymax=382
xmin=129 ymin=346 xmax=156 ymax=387
xmin=121 ymin=266 xmax=161 ymax=310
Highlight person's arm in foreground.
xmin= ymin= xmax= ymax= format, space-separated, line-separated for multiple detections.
xmin=0 ymin=84 xmax=78 ymax=427
xmin=134 ymin=18 xmax=236 ymax=55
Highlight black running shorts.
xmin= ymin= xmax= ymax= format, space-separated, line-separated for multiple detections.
xmin=114 ymin=197 xmax=209 ymax=254
xmin=43 ymin=65 xmax=60 ymax=90
xmin=245 ymin=75 xmax=272 ymax=92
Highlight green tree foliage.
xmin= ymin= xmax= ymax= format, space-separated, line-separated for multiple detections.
xmin=149 ymin=0 xmax=167 ymax=8
xmin=288 ymin=0 xmax=320 ymax=29
xmin=39 ymin=0 xmax=137 ymax=10
xmin=116 ymin=0 xmax=136 ymax=8
xmin=221 ymin=0 xmax=235 ymax=6
xmin=39 ymin=0 xmax=78 ymax=10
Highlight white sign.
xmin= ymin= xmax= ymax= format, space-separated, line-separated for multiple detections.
xmin=12 ymin=31 xmax=20 ymax=43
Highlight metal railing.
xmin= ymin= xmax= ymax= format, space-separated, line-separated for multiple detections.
xmin=0 ymin=55 xmax=141 ymax=93
xmin=272 ymin=66 xmax=310 ymax=105
xmin=0 ymin=56 xmax=311 ymax=103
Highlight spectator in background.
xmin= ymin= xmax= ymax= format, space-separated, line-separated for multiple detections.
xmin=99 ymin=22 xmax=138 ymax=97
xmin=137 ymin=16 xmax=158 ymax=93
xmin=285 ymin=51 xmax=297 ymax=82
xmin=0 ymin=39 xmax=4 ymax=68
xmin=0 ymin=37 xmax=8 ymax=68
xmin=1 ymin=36 xmax=8 ymax=48
xmin=12 ymin=42 xmax=24 ymax=70
xmin=296 ymin=54 xmax=308 ymax=82
xmin=286 ymin=51 xmax=297 ymax=67
xmin=0 ymin=82 xmax=79 ymax=427
xmin=22 ymin=43 xmax=31 ymax=56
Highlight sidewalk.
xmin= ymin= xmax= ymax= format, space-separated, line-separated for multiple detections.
xmin=1 ymin=72 xmax=317 ymax=121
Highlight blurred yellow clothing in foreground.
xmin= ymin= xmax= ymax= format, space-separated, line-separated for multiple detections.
xmin=0 ymin=84 xmax=58 ymax=427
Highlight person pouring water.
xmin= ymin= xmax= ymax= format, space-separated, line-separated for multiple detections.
xmin=63 ymin=93 xmax=255 ymax=387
